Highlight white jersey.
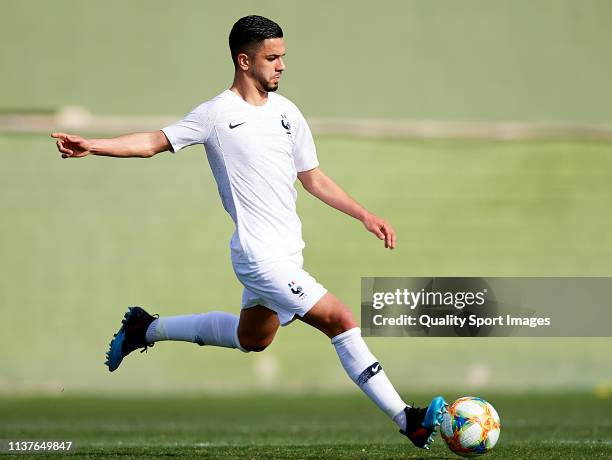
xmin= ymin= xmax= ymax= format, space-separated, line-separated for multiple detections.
xmin=162 ymin=90 xmax=319 ymax=264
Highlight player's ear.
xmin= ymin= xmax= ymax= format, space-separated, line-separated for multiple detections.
xmin=236 ymin=52 xmax=250 ymax=71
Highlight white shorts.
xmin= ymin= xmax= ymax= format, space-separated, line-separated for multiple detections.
xmin=232 ymin=252 xmax=327 ymax=326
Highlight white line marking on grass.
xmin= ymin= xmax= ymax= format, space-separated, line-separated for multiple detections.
xmin=539 ymin=440 xmax=612 ymax=445
xmin=3 ymin=109 xmax=612 ymax=142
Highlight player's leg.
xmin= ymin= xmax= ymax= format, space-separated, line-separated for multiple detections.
xmin=145 ymin=310 xmax=245 ymax=350
xmin=300 ymin=293 xmax=407 ymax=423
xmin=236 ymin=305 xmax=280 ymax=352
xmin=300 ymin=293 xmax=446 ymax=449
xmin=105 ymin=307 xmax=244 ymax=373
xmin=106 ymin=304 xmax=280 ymax=371
xmin=147 ymin=304 xmax=279 ymax=352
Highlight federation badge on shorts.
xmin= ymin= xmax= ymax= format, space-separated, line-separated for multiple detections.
xmin=288 ymin=280 xmax=306 ymax=300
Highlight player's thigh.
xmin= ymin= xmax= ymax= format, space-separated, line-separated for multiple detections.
xmin=299 ymin=292 xmax=357 ymax=338
xmin=238 ymin=305 xmax=280 ymax=347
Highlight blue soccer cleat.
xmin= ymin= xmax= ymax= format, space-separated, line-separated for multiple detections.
xmin=399 ymin=396 xmax=448 ymax=449
xmin=105 ymin=306 xmax=158 ymax=372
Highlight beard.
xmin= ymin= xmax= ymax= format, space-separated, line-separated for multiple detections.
xmin=261 ymin=77 xmax=279 ymax=92
xmin=252 ymin=68 xmax=280 ymax=92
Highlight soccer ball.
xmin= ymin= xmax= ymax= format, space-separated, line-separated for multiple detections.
xmin=440 ymin=396 xmax=501 ymax=457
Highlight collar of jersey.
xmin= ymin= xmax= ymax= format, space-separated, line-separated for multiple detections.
xmin=225 ymin=89 xmax=274 ymax=109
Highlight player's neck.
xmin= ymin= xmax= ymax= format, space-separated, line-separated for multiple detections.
xmin=230 ymin=77 xmax=268 ymax=107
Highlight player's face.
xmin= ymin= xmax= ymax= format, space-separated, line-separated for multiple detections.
xmin=250 ymin=38 xmax=286 ymax=92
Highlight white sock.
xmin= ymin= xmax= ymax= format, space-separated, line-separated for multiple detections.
xmin=332 ymin=327 xmax=407 ymax=428
xmin=145 ymin=312 xmax=246 ymax=352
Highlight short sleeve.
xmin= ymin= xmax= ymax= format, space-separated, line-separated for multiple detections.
xmin=292 ymin=110 xmax=319 ymax=172
xmin=161 ymin=103 xmax=213 ymax=153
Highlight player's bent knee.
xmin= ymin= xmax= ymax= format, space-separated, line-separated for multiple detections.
xmin=319 ymin=309 xmax=358 ymax=338
xmin=238 ymin=334 xmax=274 ymax=352
xmin=331 ymin=307 xmax=357 ymax=332
xmin=302 ymin=296 xmax=359 ymax=338
xmin=241 ymin=341 xmax=269 ymax=353
xmin=243 ymin=343 xmax=267 ymax=352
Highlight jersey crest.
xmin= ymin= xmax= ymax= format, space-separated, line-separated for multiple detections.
xmin=281 ymin=114 xmax=291 ymax=134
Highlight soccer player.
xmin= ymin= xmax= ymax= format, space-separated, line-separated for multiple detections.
xmin=51 ymin=15 xmax=446 ymax=449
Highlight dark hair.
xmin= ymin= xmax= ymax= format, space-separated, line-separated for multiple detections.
xmin=229 ymin=15 xmax=283 ymax=66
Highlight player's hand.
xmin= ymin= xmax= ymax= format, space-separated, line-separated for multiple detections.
xmin=361 ymin=213 xmax=396 ymax=249
xmin=51 ymin=132 xmax=92 ymax=158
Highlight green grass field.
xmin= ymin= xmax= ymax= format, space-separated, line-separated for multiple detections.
xmin=2 ymin=393 xmax=611 ymax=459
xmin=1 ymin=134 xmax=611 ymax=395
xmin=2 ymin=134 xmax=612 ymax=458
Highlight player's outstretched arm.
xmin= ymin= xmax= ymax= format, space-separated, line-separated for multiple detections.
xmin=51 ymin=131 xmax=170 ymax=159
xmin=297 ymin=167 xmax=396 ymax=249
